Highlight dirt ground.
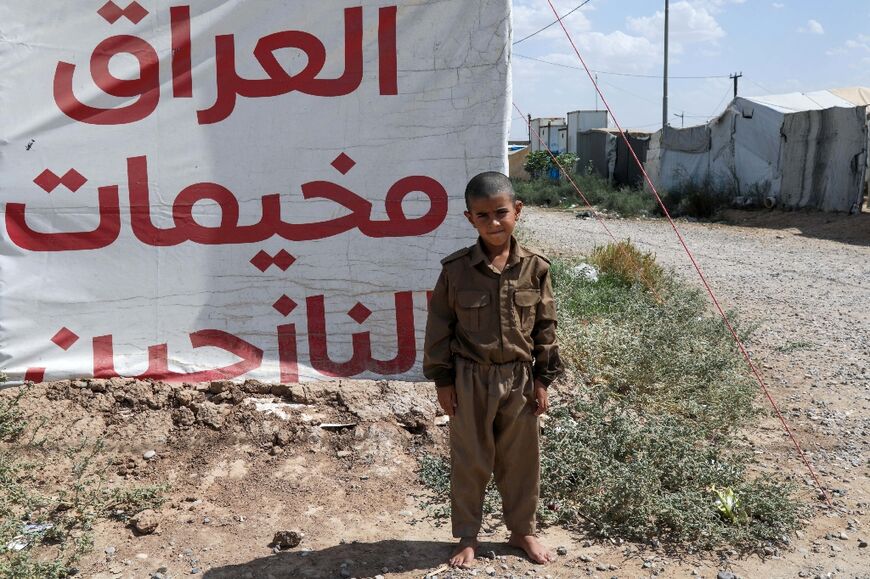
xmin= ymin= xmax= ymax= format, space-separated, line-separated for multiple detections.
xmin=2 ymin=208 xmax=869 ymax=579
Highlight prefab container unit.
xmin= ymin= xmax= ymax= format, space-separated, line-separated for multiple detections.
xmin=576 ymin=127 xmax=651 ymax=187
xmin=567 ymin=110 xmax=608 ymax=154
xmin=530 ymin=117 xmax=566 ymax=153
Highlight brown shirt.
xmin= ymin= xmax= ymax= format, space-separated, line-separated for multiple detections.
xmin=423 ymin=236 xmax=563 ymax=388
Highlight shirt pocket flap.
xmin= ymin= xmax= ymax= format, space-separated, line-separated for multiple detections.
xmin=457 ymin=290 xmax=490 ymax=309
xmin=513 ymin=289 xmax=541 ymax=307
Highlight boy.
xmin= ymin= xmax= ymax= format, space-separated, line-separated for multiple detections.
xmin=423 ymin=171 xmax=563 ymax=567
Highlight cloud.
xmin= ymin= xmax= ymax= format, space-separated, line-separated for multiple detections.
xmin=807 ymin=19 xmax=824 ymax=34
xmin=696 ymin=0 xmax=745 ymax=6
xmin=576 ymin=31 xmax=661 ymax=72
xmin=798 ymin=19 xmax=824 ymax=35
xmin=626 ymin=1 xmax=725 ymax=53
xmin=512 ymin=0 xmax=730 ymax=58
xmin=827 ymin=33 xmax=870 ymax=56
xmin=512 ymin=0 xmax=592 ymax=44
xmin=824 ymin=34 xmax=870 ymax=72
xmin=845 ymin=34 xmax=870 ymax=51
xmin=772 ymin=2 xmax=784 ymax=8
xmin=513 ymin=31 xmax=660 ymax=80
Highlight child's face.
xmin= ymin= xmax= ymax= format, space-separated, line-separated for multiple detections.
xmin=463 ymin=191 xmax=523 ymax=249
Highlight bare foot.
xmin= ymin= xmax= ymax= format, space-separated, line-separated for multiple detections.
xmin=508 ymin=532 xmax=553 ymax=564
xmin=448 ymin=537 xmax=479 ymax=568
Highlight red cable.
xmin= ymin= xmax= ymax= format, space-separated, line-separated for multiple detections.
xmin=540 ymin=0 xmax=831 ymax=507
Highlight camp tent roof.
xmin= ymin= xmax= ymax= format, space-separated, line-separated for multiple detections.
xmin=741 ymin=86 xmax=870 ymax=113
xmin=829 ymin=86 xmax=870 ymax=107
xmin=583 ymin=127 xmax=652 ymax=136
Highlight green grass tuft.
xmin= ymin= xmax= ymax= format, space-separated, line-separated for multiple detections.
xmin=1 ymin=390 xmax=168 ymax=579
xmin=586 ymin=240 xmax=664 ymax=294
xmin=513 ymin=173 xmax=657 ymax=218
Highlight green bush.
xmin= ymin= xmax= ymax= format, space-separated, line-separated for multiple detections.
xmin=522 ymin=151 xmax=579 ymax=180
xmin=513 ymin=172 xmax=656 ymax=217
xmin=539 ymin=394 xmax=803 ymax=547
xmin=656 ymin=176 xmax=735 ymax=218
xmin=551 ymin=252 xmax=758 ymax=436
xmin=514 ymin=178 xmax=571 ymax=207
xmin=523 ymin=150 xmax=550 ymax=179
xmin=554 ymin=153 xmax=578 ymax=175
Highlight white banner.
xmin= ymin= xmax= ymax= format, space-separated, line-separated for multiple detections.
xmin=0 ymin=1 xmax=511 ymax=384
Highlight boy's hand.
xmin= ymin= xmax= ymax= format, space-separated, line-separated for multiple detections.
xmin=533 ymin=380 xmax=549 ymax=416
xmin=437 ymin=385 xmax=457 ymax=417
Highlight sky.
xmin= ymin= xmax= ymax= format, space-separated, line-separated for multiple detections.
xmin=509 ymin=0 xmax=870 ymax=139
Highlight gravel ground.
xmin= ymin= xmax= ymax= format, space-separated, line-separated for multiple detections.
xmin=521 ymin=206 xmax=870 ymax=577
xmin=520 ymin=208 xmax=869 ymax=396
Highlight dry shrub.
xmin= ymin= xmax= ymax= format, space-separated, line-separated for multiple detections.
xmin=588 ymin=240 xmax=664 ymax=293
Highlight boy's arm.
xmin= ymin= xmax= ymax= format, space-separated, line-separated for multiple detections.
xmin=423 ymin=267 xmax=456 ymax=388
xmin=531 ymin=266 xmax=563 ymax=387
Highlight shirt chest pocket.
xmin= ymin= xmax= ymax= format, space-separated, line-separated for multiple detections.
xmin=513 ymin=289 xmax=541 ymax=332
xmin=456 ymin=290 xmax=491 ymax=332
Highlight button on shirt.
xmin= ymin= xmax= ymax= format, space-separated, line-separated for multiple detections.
xmin=423 ymin=236 xmax=563 ymax=388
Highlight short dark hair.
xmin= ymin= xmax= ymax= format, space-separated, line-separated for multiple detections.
xmin=464 ymin=171 xmax=515 ymax=210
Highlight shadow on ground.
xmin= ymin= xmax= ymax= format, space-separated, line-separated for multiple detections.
xmin=202 ymin=539 xmax=539 ymax=578
xmin=202 ymin=539 xmax=439 ymax=578
xmin=718 ymin=208 xmax=870 ymax=246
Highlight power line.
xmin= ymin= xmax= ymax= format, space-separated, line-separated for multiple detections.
xmin=596 ymin=77 xmax=661 ymax=106
xmin=597 ymin=78 xmax=714 ymax=119
xmin=709 ymin=84 xmax=734 ymax=117
xmin=514 ymin=53 xmax=731 ymax=79
xmin=631 ymin=121 xmax=667 ymax=129
xmin=513 ymin=0 xmax=593 ymax=45
xmin=747 ymin=78 xmax=774 ymax=95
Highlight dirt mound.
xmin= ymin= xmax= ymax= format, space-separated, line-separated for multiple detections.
xmin=3 ymin=379 xmax=450 ymax=578
xmin=29 ymin=377 xmax=441 ymax=455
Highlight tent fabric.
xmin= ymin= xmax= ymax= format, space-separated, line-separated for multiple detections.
xmin=779 ymin=107 xmax=868 ymax=212
xmin=0 ymin=0 xmax=512 ymax=383
xmin=831 ymin=87 xmax=870 ymax=191
xmin=743 ymin=90 xmax=855 ymax=113
xmin=646 ymin=87 xmax=870 ymax=212
xmin=662 ymin=125 xmax=710 ymax=153
xmin=829 ymin=87 xmax=870 ymax=107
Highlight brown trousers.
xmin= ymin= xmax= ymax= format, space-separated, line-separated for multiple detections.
xmin=449 ymin=356 xmax=540 ymax=538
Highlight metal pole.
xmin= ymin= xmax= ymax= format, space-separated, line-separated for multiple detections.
xmin=547 ymin=120 xmax=552 ymax=152
xmin=528 ymin=114 xmax=532 ymax=145
xmin=594 ymin=74 xmax=599 ymax=110
xmin=662 ymin=0 xmax=669 ymax=131
xmin=730 ymin=72 xmax=743 ymax=98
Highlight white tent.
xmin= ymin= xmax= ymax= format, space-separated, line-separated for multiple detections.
xmin=645 ymin=87 xmax=870 ymax=212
